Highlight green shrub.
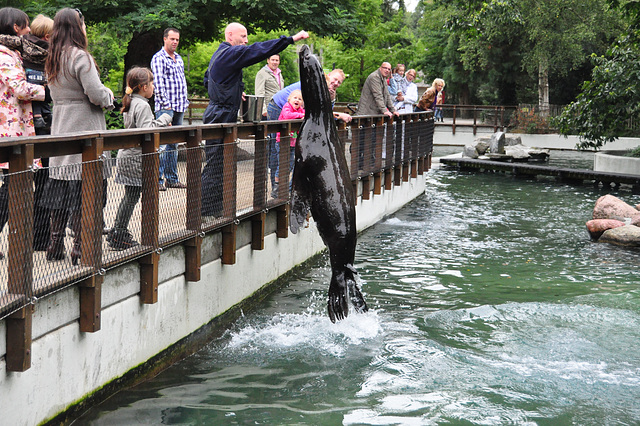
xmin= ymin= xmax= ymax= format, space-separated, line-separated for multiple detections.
xmin=511 ymin=107 xmax=553 ymax=134
xmin=105 ymin=108 xmax=123 ymax=131
xmin=625 ymin=146 xmax=640 ymax=157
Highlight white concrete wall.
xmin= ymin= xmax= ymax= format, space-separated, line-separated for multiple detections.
xmin=0 ymin=173 xmax=426 ymax=425
xmin=435 ymin=128 xmax=640 ymax=151
xmin=594 ymin=151 xmax=640 ymax=175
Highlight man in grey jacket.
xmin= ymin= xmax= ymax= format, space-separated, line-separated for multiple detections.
xmin=355 ymin=62 xmax=399 ymax=118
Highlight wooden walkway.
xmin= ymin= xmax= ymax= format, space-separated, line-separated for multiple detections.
xmin=439 ymin=157 xmax=640 ymax=189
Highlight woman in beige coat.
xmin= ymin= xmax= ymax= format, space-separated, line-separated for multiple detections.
xmin=43 ymin=8 xmax=113 ymax=265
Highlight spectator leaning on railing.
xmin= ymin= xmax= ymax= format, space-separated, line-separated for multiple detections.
xmin=0 ymin=7 xmax=46 ymax=260
xmin=200 ymin=22 xmax=308 ymax=220
xmin=43 ymin=7 xmax=114 ymax=266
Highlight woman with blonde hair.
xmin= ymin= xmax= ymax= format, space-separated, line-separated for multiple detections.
xmin=416 ymin=77 xmax=445 ymax=112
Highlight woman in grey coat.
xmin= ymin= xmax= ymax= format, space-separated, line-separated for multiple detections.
xmin=44 ymin=8 xmax=113 ymax=264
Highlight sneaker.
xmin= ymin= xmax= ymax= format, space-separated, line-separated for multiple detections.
xmin=107 ymin=229 xmax=139 ymax=251
xmin=165 ymin=181 xmax=187 ymax=189
xmin=159 ymin=182 xmax=167 ymax=191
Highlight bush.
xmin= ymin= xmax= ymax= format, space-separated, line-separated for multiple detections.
xmin=105 ymin=108 xmax=124 ymax=131
xmin=625 ymin=146 xmax=640 ymax=157
xmin=511 ymin=107 xmax=553 ymax=134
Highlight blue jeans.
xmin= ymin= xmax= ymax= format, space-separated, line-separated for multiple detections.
xmin=266 ymin=101 xmax=282 ymax=187
xmin=157 ymin=110 xmax=184 ymax=184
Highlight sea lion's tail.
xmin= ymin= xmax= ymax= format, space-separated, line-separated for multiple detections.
xmin=327 ymin=265 xmax=368 ymax=323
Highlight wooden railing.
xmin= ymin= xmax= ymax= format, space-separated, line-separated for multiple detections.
xmin=332 ymin=102 xmax=518 ymax=135
xmin=0 ymin=112 xmax=434 ymax=371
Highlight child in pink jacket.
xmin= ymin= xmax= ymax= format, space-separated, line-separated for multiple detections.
xmin=273 ymin=90 xmax=304 ymax=197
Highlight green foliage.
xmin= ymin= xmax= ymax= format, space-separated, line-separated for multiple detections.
xmin=439 ymin=0 xmax=623 ymax=106
xmin=11 ymin=0 xmax=636 ymax=130
xmin=555 ymin=35 xmax=640 ymax=149
xmin=104 ymin=108 xmax=124 ymax=131
xmin=86 ymin=22 xmax=129 ymax=94
xmin=626 ymin=145 xmax=640 ymax=157
xmin=512 ymin=107 xmax=553 ymax=134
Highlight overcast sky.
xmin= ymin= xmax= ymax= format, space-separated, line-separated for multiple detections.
xmin=405 ymin=0 xmax=419 ymax=12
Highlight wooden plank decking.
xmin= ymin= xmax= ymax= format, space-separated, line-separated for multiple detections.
xmin=439 ymin=157 xmax=640 ymax=188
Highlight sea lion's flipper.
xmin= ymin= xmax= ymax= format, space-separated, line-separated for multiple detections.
xmin=346 ymin=265 xmax=368 ymax=313
xmin=289 ymin=168 xmax=311 ymax=234
xmin=327 ymin=270 xmax=349 ymax=323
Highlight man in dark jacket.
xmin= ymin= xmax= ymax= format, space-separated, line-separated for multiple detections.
xmin=201 ymin=22 xmax=308 ymax=218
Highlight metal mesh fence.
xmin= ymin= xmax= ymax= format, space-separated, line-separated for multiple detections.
xmin=0 ymin=116 xmax=433 ymax=319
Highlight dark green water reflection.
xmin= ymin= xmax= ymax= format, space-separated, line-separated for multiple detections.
xmin=78 ymin=155 xmax=640 ymax=425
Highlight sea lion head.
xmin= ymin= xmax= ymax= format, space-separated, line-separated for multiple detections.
xmin=299 ymin=45 xmax=333 ymax=116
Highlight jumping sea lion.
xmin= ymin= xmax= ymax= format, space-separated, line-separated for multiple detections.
xmin=290 ymin=45 xmax=368 ymax=322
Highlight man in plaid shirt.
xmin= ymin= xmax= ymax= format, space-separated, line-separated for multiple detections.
xmin=151 ymin=27 xmax=189 ymax=190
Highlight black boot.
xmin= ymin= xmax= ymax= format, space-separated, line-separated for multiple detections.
xmin=33 ymin=167 xmax=50 ymax=251
xmin=70 ymin=210 xmax=81 ymax=266
xmin=46 ymin=209 xmax=69 ymax=261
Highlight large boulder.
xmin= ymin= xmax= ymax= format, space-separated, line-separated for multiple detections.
xmin=598 ymin=225 xmax=640 ymax=247
xmin=504 ymin=144 xmax=531 ymax=160
xmin=489 ymin=131 xmax=506 ymax=154
xmin=462 ymin=145 xmax=479 ymax=159
xmin=593 ymin=194 xmax=640 ymax=221
xmin=585 ymin=219 xmax=626 ymax=241
xmin=505 ymin=135 xmax=523 ymax=146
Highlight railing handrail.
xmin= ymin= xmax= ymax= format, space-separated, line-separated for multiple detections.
xmin=0 ymin=112 xmax=435 ymax=326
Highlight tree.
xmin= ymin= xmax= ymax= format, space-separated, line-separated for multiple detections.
xmin=16 ymin=0 xmax=365 ymax=94
xmin=555 ymin=0 xmax=640 ymax=148
xmin=556 ymin=35 xmax=640 ymax=149
xmin=439 ymin=0 xmax=623 ymax=110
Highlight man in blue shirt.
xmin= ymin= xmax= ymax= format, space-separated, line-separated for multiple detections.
xmin=151 ymin=28 xmax=189 ymax=190
xmin=201 ymin=22 xmax=308 ymax=218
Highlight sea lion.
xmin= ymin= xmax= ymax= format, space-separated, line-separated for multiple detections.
xmin=290 ymin=45 xmax=368 ymax=322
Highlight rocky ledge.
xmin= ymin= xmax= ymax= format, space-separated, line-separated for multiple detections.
xmin=462 ymin=132 xmax=550 ymax=162
xmin=586 ymin=194 xmax=640 ymax=246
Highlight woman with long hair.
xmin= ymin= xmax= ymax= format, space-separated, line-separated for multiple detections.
xmin=416 ymin=78 xmax=445 ymax=112
xmin=43 ymin=8 xmax=113 ymax=265
xmin=0 ymin=7 xmax=46 ymax=259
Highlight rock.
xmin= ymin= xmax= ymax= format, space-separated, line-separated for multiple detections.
xmin=633 ymin=216 xmax=640 ymax=226
xmin=476 ymin=141 xmax=490 ymax=155
xmin=504 ymin=144 xmax=531 ymax=160
xmin=463 ymin=145 xmax=479 ymax=159
xmin=489 ymin=131 xmax=505 ymax=154
xmin=598 ymin=225 xmax=640 ymax=247
xmin=504 ymin=135 xmax=522 ymax=146
xmin=593 ymin=194 xmax=640 ymax=221
xmin=585 ymin=219 xmax=626 ymax=241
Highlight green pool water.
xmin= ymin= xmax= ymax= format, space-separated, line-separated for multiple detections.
xmin=78 ymin=153 xmax=640 ymax=425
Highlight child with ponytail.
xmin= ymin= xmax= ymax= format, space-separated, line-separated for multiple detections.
xmin=107 ymin=67 xmax=172 ymax=250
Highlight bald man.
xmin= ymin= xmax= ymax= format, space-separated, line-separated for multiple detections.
xmin=201 ymin=23 xmax=308 ymax=218
xmin=355 ymin=62 xmax=398 ymax=118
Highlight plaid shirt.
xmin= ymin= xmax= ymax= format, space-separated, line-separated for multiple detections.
xmin=150 ymin=48 xmax=189 ymax=112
